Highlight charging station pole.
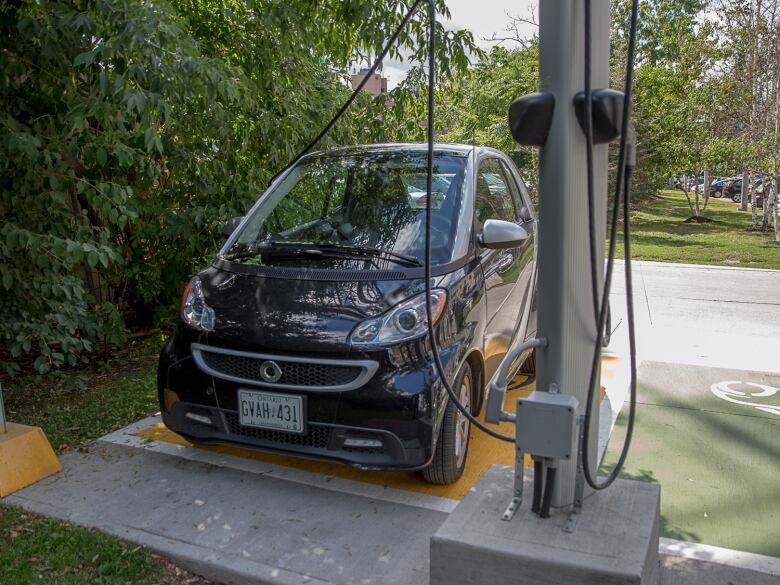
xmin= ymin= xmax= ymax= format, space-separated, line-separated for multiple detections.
xmin=536 ymin=0 xmax=610 ymax=507
xmin=431 ymin=5 xmax=662 ymax=581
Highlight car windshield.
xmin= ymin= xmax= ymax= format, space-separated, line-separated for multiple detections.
xmin=223 ymin=151 xmax=468 ymax=267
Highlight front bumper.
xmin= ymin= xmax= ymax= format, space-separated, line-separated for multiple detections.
xmin=161 ymin=401 xmax=422 ymax=469
xmin=157 ymin=331 xmax=453 ymax=470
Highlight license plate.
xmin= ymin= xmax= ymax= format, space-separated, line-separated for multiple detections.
xmin=237 ymin=389 xmax=305 ymax=434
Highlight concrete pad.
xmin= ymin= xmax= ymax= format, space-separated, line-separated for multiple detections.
xmin=430 ymin=465 xmax=660 ymax=585
xmin=5 ymin=423 xmax=779 ymax=585
xmin=7 ymin=440 xmax=443 ymax=585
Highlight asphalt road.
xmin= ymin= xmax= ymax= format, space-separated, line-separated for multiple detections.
xmin=608 ymin=260 xmax=780 ymax=374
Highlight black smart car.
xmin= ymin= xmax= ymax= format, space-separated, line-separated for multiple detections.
xmin=158 ymin=143 xmax=537 ymax=484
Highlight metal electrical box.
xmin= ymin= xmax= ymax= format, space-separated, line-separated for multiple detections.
xmin=515 ymin=391 xmax=578 ymax=460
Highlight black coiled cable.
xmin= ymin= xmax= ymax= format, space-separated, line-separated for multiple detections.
xmin=581 ymin=0 xmax=640 ymax=491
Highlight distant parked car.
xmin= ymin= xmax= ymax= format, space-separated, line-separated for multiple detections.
xmin=710 ymin=178 xmax=728 ymax=197
xmin=724 ymin=179 xmax=741 ymax=202
xmin=726 ymin=178 xmax=765 ymax=206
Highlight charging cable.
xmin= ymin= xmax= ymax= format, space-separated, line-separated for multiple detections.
xmin=580 ymin=0 xmax=640 ymax=490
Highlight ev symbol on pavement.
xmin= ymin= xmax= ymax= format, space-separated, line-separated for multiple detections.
xmin=710 ymin=381 xmax=780 ymax=417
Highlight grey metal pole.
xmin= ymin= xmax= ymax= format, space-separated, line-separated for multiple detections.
xmin=536 ymin=0 xmax=610 ymax=507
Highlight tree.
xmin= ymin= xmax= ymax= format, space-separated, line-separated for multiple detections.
xmin=434 ymin=44 xmax=540 ymax=191
xmin=0 ymin=0 xmax=478 ymax=374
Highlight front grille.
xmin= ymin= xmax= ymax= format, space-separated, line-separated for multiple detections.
xmin=225 ymin=412 xmax=333 ymax=449
xmin=200 ymin=351 xmax=362 ymax=388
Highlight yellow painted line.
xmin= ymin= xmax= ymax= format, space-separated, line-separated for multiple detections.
xmin=0 ymin=423 xmax=61 ymax=497
xmin=137 ymin=362 xmax=615 ymax=501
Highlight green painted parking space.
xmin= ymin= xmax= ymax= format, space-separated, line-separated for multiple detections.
xmin=603 ymin=361 xmax=780 ymax=557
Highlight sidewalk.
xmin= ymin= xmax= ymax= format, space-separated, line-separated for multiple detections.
xmin=6 ymin=404 xmax=780 ymax=585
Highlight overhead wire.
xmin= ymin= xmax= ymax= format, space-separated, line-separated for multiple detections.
xmin=267 ymin=0 xmax=426 ymax=186
xmin=421 ymin=0 xmax=516 ymax=444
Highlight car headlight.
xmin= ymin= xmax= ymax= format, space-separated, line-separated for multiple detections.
xmin=350 ymin=290 xmax=447 ymax=346
xmin=181 ymin=276 xmax=215 ymax=331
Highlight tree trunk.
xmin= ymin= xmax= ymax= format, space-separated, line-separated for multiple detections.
xmin=682 ymin=174 xmax=695 ymax=216
xmin=702 ymin=169 xmax=710 ymax=215
xmin=740 ymin=170 xmax=749 ymax=211
xmin=750 ymin=171 xmax=758 ymax=227
xmin=775 ymin=175 xmax=780 ymax=242
xmin=763 ymin=176 xmax=770 ymax=228
xmin=694 ymin=181 xmax=701 ymax=217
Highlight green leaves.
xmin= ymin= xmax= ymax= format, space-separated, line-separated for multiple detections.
xmin=0 ymin=0 xmax=476 ymax=376
xmin=73 ymin=47 xmax=101 ymax=68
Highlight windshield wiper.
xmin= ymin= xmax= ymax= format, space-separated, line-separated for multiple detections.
xmin=223 ymin=242 xmax=422 ymax=267
xmin=222 ymin=243 xmax=335 ymax=262
xmin=327 ymin=245 xmax=423 ymax=267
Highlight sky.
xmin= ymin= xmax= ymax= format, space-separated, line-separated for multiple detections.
xmin=380 ymin=0 xmax=537 ymax=88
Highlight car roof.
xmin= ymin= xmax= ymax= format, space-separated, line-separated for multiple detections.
xmin=307 ymin=142 xmax=507 ymax=159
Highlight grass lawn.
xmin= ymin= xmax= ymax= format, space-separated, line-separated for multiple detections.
xmin=615 ymin=190 xmax=780 ymax=269
xmin=0 ymin=335 xmax=214 ymax=584
xmin=0 ymin=505 xmax=210 ymax=585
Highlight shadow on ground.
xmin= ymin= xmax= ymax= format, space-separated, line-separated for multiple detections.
xmin=600 ymin=362 xmax=780 ymax=557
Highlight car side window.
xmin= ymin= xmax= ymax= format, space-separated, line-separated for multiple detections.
xmin=475 ymin=159 xmax=518 ymax=226
xmin=499 ymin=160 xmax=533 ymax=221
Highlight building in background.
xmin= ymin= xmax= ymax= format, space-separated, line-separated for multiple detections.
xmin=350 ymin=68 xmax=388 ymax=96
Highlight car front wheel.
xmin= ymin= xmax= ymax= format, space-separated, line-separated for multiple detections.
xmin=732 ymin=193 xmax=741 ymax=203
xmin=422 ymin=364 xmax=473 ymax=485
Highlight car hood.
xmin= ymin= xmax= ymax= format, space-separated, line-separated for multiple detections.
xmin=198 ymin=265 xmax=425 ymax=353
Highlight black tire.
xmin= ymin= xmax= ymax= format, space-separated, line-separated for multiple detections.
xmin=519 ymin=348 xmax=536 ymax=375
xmin=422 ymin=364 xmax=474 ymax=485
xmin=712 ymin=189 xmax=722 ymax=198
xmin=732 ymin=193 xmax=741 ymax=203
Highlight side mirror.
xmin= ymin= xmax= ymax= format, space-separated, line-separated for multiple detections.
xmin=222 ymin=216 xmax=244 ymax=238
xmin=480 ymin=219 xmax=529 ymax=249
xmin=520 ymin=206 xmax=533 ymax=222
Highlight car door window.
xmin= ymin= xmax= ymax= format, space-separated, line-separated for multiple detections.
xmin=499 ymin=160 xmax=534 ymax=221
xmin=475 ymin=159 xmax=517 ymax=226
xmin=498 ymin=160 xmax=525 ymax=218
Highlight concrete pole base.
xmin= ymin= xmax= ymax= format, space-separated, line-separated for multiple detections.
xmin=430 ymin=465 xmax=660 ymax=585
